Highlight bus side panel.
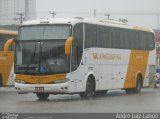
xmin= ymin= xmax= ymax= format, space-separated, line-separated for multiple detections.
xmin=97 ymin=65 xmax=113 ymax=90
xmin=81 ymin=48 xmax=131 ymax=91
xmin=7 ymin=64 xmax=15 ymax=85
xmin=112 ymin=65 xmax=128 ymax=89
xmin=0 ymin=51 xmax=14 ymax=86
xmin=123 ymin=50 xmax=149 ymax=88
xmin=68 ymin=65 xmax=89 ymax=93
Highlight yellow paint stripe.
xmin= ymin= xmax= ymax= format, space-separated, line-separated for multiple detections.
xmin=16 ymin=74 xmax=66 ymax=84
xmin=123 ymin=50 xmax=149 ymax=88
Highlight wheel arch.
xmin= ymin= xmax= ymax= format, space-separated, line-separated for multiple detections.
xmin=85 ymin=72 xmax=96 ymax=91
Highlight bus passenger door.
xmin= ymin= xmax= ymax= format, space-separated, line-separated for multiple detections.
xmin=70 ymin=39 xmax=84 ymax=92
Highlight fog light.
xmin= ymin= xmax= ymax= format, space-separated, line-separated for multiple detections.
xmin=15 ymin=79 xmax=26 ymax=84
xmin=54 ymin=79 xmax=69 ymax=84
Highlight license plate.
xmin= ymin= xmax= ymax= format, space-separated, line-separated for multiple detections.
xmin=35 ymin=87 xmax=44 ymax=91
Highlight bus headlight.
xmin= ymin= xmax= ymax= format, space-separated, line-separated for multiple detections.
xmin=15 ymin=80 xmax=26 ymax=84
xmin=54 ymin=79 xmax=68 ymax=84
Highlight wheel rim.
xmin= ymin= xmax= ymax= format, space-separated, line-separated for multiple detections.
xmin=0 ymin=75 xmax=2 ymax=86
xmin=137 ymin=80 xmax=141 ymax=91
xmin=136 ymin=76 xmax=142 ymax=93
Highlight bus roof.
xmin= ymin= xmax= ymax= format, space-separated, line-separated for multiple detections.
xmin=0 ymin=30 xmax=18 ymax=35
xmin=22 ymin=17 xmax=153 ymax=33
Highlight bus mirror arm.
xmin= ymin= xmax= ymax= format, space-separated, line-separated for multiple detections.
xmin=4 ymin=38 xmax=15 ymax=56
xmin=65 ymin=37 xmax=73 ymax=55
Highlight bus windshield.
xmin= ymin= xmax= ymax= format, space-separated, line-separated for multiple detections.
xmin=15 ymin=25 xmax=72 ymax=75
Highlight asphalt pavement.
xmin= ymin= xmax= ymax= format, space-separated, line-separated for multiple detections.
xmin=0 ymin=86 xmax=160 ymax=113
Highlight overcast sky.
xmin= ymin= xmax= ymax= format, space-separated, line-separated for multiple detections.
xmin=36 ymin=0 xmax=160 ymax=29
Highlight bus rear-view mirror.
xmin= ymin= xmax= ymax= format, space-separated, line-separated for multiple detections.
xmin=65 ymin=37 xmax=73 ymax=55
xmin=3 ymin=38 xmax=15 ymax=56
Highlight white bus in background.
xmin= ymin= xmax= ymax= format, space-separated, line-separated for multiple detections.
xmin=0 ymin=30 xmax=17 ymax=87
xmin=12 ymin=17 xmax=156 ymax=100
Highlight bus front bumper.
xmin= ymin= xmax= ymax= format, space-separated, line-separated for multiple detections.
xmin=15 ymin=82 xmax=69 ymax=94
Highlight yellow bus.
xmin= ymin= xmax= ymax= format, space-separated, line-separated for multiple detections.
xmin=0 ymin=30 xmax=17 ymax=87
xmin=13 ymin=18 xmax=156 ymax=100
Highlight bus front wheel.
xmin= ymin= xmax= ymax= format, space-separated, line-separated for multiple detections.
xmin=36 ymin=93 xmax=49 ymax=100
xmin=94 ymin=90 xmax=108 ymax=97
xmin=80 ymin=76 xmax=95 ymax=99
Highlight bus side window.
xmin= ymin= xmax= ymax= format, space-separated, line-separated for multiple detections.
xmin=129 ymin=30 xmax=136 ymax=50
xmin=139 ymin=31 xmax=146 ymax=50
xmin=146 ymin=33 xmax=155 ymax=50
xmin=9 ymin=34 xmax=17 ymax=51
xmin=120 ymin=29 xmax=130 ymax=49
xmin=0 ymin=35 xmax=7 ymax=50
xmin=134 ymin=31 xmax=139 ymax=50
xmin=111 ymin=27 xmax=120 ymax=49
xmin=85 ymin=24 xmax=97 ymax=48
xmin=72 ymin=23 xmax=83 ymax=71
xmin=0 ymin=34 xmax=16 ymax=51
xmin=9 ymin=44 xmax=15 ymax=51
xmin=0 ymin=41 xmax=4 ymax=50
xmin=97 ymin=26 xmax=110 ymax=48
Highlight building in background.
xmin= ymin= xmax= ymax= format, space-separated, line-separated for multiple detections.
xmin=156 ymin=30 xmax=160 ymax=69
xmin=0 ymin=0 xmax=36 ymax=25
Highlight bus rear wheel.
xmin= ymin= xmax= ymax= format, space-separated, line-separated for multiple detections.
xmin=125 ymin=88 xmax=133 ymax=94
xmin=80 ymin=76 xmax=95 ymax=99
xmin=36 ymin=93 xmax=49 ymax=100
xmin=125 ymin=75 xmax=142 ymax=94
xmin=94 ymin=90 xmax=108 ymax=97
xmin=0 ymin=74 xmax=2 ymax=87
xmin=133 ymin=75 xmax=142 ymax=93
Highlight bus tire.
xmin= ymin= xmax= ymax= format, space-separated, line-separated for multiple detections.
xmin=133 ymin=75 xmax=142 ymax=93
xmin=36 ymin=93 xmax=49 ymax=100
xmin=126 ymin=75 xmax=142 ymax=94
xmin=0 ymin=74 xmax=2 ymax=87
xmin=80 ymin=76 xmax=95 ymax=99
xmin=125 ymin=88 xmax=133 ymax=94
xmin=94 ymin=90 xmax=108 ymax=97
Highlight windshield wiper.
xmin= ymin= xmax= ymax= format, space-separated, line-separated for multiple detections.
xmin=38 ymin=42 xmax=42 ymax=73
